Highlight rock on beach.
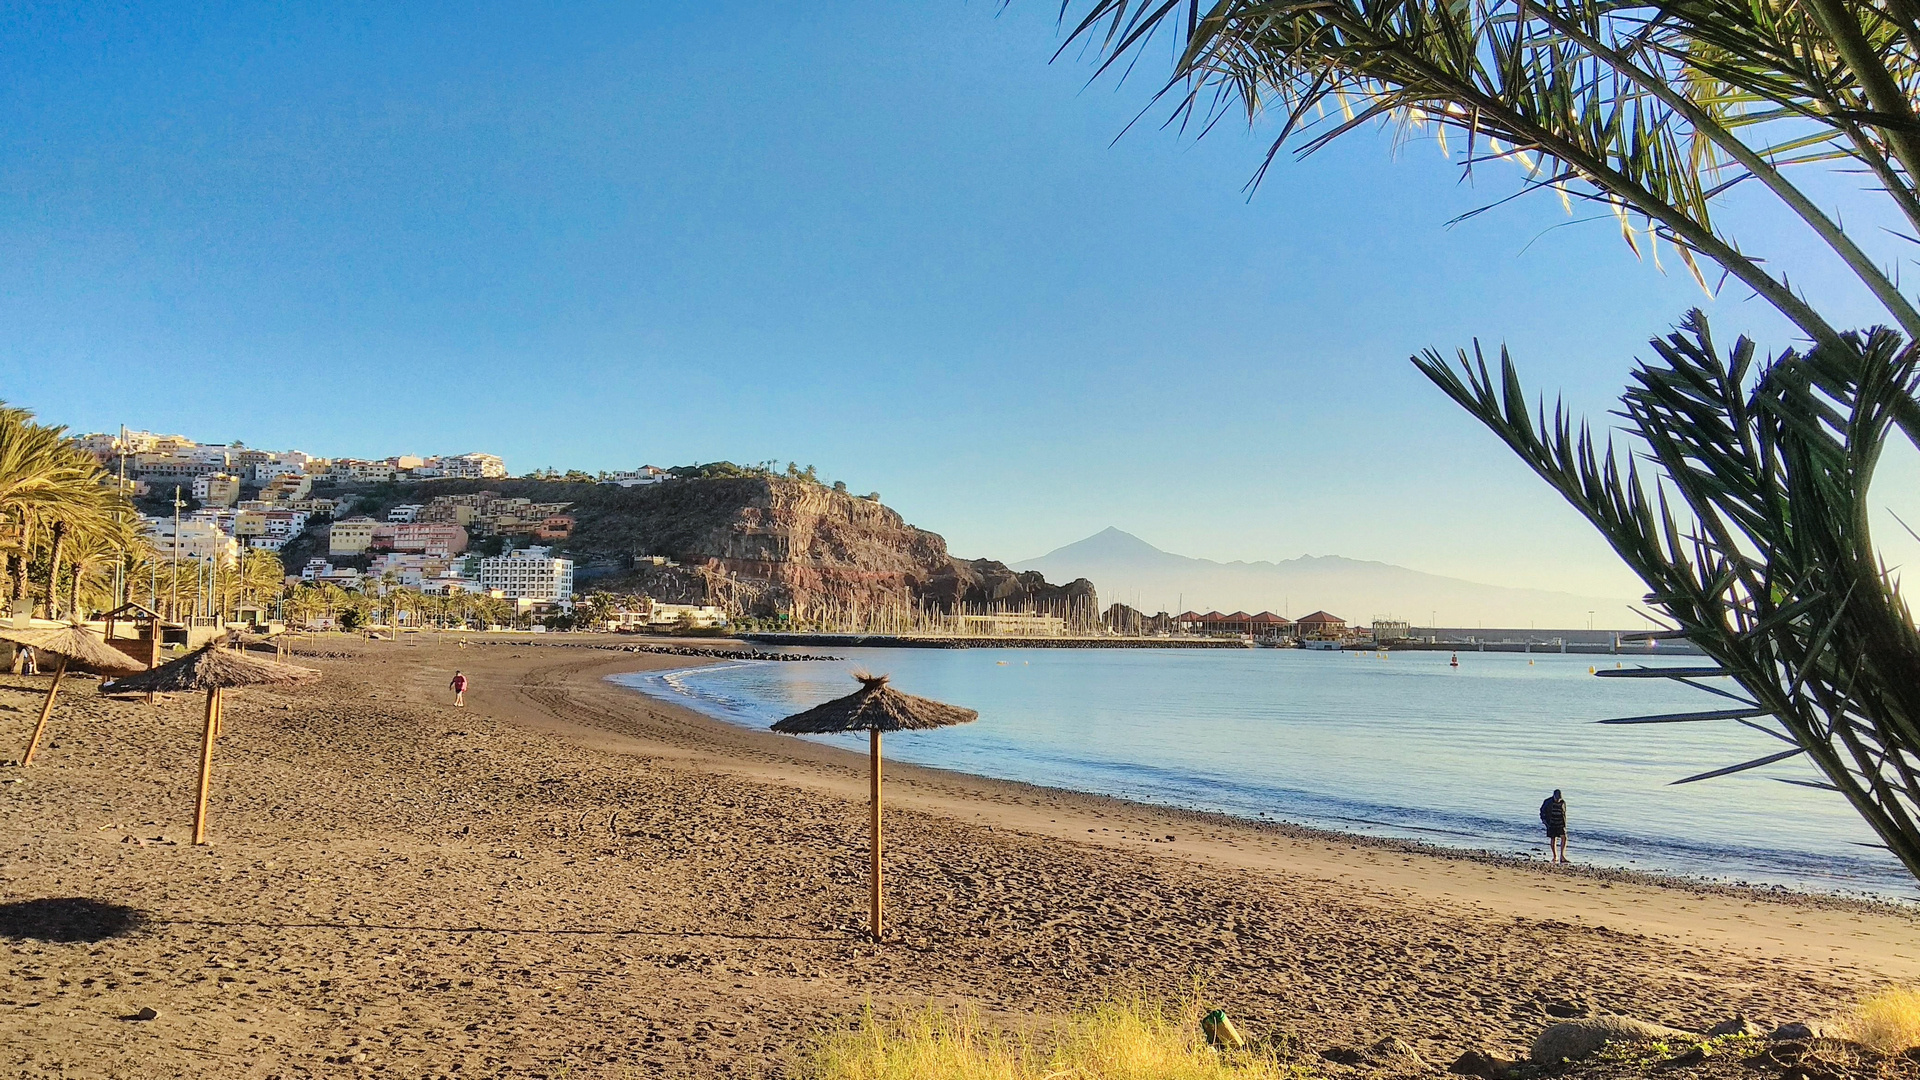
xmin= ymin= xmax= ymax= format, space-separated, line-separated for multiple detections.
xmin=1531 ymin=1015 xmax=1695 ymax=1064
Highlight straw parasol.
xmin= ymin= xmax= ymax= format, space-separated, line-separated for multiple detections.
xmin=0 ymin=624 xmax=147 ymax=767
xmin=771 ymin=673 xmax=977 ymax=942
xmin=102 ymin=642 xmax=321 ymax=845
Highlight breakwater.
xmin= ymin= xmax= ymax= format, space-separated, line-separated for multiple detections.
xmin=276 ymin=637 xmax=840 ymax=663
xmin=739 ymin=633 xmax=1253 ymax=649
xmin=461 ymin=639 xmax=841 ymax=662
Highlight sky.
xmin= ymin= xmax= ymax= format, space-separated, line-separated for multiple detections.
xmin=5 ymin=1 xmax=1917 ymax=603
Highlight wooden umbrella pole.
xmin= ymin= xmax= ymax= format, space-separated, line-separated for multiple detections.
xmin=20 ymin=657 xmax=67 ymax=766
xmin=211 ymin=685 xmax=223 ymax=739
xmin=193 ymin=687 xmax=219 ymax=845
xmin=870 ymin=728 xmax=883 ymax=943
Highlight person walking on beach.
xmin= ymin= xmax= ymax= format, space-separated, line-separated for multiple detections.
xmin=450 ymin=670 xmax=468 ymax=708
xmin=1540 ymin=789 xmax=1568 ymax=864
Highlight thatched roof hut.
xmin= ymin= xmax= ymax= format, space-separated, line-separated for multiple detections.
xmin=0 ymin=624 xmax=147 ymax=767
xmin=0 ymin=625 xmax=146 ymax=675
xmin=771 ymin=674 xmax=978 ymax=735
xmin=101 ymin=641 xmax=321 ymax=845
xmin=771 ymin=673 xmax=976 ymax=942
xmin=101 ymin=644 xmax=319 ymax=695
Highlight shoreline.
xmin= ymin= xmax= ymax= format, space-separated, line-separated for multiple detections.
xmin=606 ymin=644 xmax=1915 ymax=912
xmin=6 ymin=632 xmax=1916 ymax=1076
xmin=506 ymin=634 xmax=1920 ymax=972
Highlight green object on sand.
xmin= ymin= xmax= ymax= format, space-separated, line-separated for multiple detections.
xmin=1202 ymin=1009 xmax=1245 ymax=1050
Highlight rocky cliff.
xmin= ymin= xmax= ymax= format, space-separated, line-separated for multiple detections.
xmin=367 ymin=476 xmax=1095 ymax=620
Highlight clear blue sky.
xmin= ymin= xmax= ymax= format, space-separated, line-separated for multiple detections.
xmin=5 ymin=1 xmax=1913 ymax=601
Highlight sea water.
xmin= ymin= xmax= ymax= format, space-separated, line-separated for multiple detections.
xmin=610 ymin=648 xmax=1910 ymax=898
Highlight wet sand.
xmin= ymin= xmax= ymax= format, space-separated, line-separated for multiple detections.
xmin=0 ymin=635 xmax=1912 ymax=1078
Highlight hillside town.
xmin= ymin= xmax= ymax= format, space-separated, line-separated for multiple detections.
xmin=75 ymin=428 xmax=716 ymax=631
xmin=75 ymin=427 xmax=1412 ymax=645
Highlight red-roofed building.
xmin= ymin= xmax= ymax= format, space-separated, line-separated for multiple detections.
xmin=1248 ymin=611 xmax=1294 ymax=641
xmin=1294 ymin=611 xmax=1347 ymax=641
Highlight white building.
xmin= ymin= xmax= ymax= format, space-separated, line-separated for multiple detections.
xmin=142 ymin=517 xmax=240 ymax=567
xmin=387 ymin=504 xmax=423 ymax=523
xmin=477 ymin=546 xmax=573 ymax=610
xmin=646 ymin=603 xmax=729 ymax=629
xmin=434 ymin=453 xmax=508 ymax=479
xmin=602 ymin=466 xmax=669 ymax=487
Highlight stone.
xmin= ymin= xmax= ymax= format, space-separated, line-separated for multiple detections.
xmin=1706 ymin=1017 xmax=1756 ymax=1038
xmin=1768 ymin=1022 xmax=1821 ymax=1041
xmin=131 ymin=1007 xmax=157 ymax=1021
xmin=1543 ymin=1001 xmax=1587 ymax=1019
xmin=1532 ymin=1015 xmax=1694 ymax=1064
xmin=1320 ymin=1046 xmax=1367 ymax=1065
xmin=1370 ymin=1036 xmax=1427 ymax=1068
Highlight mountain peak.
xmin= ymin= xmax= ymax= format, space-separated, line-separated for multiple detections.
xmin=1014 ymin=524 xmax=1634 ymax=626
xmin=1031 ymin=527 xmax=1176 ymax=563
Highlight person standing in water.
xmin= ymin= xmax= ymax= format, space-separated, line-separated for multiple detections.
xmin=450 ymin=670 xmax=468 ymax=708
xmin=1539 ymin=789 xmax=1568 ymax=863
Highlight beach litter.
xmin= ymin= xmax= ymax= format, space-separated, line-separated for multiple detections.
xmin=1201 ymin=1008 xmax=1245 ymax=1050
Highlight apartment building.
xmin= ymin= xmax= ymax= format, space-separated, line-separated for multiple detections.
xmin=372 ymin=522 xmax=468 ymax=556
xmin=191 ymin=472 xmax=241 ymax=507
xmin=476 ymin=546 xmax=573 ymax=609
xmin=142 ymin=517 xmax=240 ymax=566
xmin=329 ymin=516 xmax=378 ymax=555
xmin=262 ymin=474 xmax=313 ymax=503
xmin=435 ymin=453 xmax=508 ymax=479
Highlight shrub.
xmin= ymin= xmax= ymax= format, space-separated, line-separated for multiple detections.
xmin=1847 ymin=988 xmax=1920 ymax=1055
xmin=799 ymin=997 xmax=1303 ymax=1080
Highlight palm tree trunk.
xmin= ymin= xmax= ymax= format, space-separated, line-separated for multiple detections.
xmin=43 ymin=521 xmax=67 ymax=620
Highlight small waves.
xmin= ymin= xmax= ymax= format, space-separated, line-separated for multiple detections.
xmin=610 ymin=649 xmax=1915 ymax=899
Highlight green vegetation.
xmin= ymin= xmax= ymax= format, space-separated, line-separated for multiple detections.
xmin=1068 ymin=1 xmax=1920 ymax=882
xmin=799 ymin=998 xmax=1306 ymax=1080
xmin=1590 ymin=1033 xmax=1759 ymax=1068
xmin=0 ymin=402 xmax=145 ymax=620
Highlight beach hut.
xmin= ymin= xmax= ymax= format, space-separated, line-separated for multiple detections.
xmin=771 ymin=673 xmax=977 ymax=942
xmin=0 ymin=623 xmax=148 ymax=766
xmin=101 ymin=641 xmax=321 ymax=845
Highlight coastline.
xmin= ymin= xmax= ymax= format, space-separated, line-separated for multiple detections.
xmin=3 ymin=632 xmax=1914 ymax=1077
xmin=614 ymin=643 xmax=1910 ymax=907
xmin=620 ymin=655 xmax=1913 ymax=915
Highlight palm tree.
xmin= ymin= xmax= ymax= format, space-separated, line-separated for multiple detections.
xmin=1064 ymin=0 xmax=1920 ymax=878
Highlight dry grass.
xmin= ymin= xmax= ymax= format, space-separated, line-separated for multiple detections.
xmin=1845 ymin=987 xmax=1920 ymax=1055
xmin=798 ymin=997 xmax=1305 ymax=1080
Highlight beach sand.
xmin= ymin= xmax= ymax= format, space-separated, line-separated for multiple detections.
xmin=0 ymin=635 xmax=1913 ymax=1078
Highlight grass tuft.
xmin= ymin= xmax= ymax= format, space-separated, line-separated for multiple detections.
xmin=799 ymin=996 xmax=1307 ymax=1080
xmin=1846 ymin=987 xmax=1920 ymax=1055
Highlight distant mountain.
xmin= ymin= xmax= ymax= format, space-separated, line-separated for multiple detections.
xmin=1014 ymin=527 xmax=1639 ymax=630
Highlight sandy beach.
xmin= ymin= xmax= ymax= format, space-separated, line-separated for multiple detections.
xmin=1 ymin=635 xmax=1914 ymax=1078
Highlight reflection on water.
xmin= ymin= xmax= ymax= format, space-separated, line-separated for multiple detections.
xmin=612 ymin=647 xmax=1910 ymax=898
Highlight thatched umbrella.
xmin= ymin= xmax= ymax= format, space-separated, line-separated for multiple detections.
xmin=102 ymin=643 xmax=321 ymax=845
xmin=0 ymin=624 xmax=147 ymax=766
xmin=771 ymin=674 xmax=977 ymax=942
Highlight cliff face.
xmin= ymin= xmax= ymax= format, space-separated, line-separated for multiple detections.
xmin=384 ymin=476 xmax=1094 ymax=619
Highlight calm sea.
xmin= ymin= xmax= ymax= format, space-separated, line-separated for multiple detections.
xmin=610 ymin=647 xmax=1910 ymax=898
